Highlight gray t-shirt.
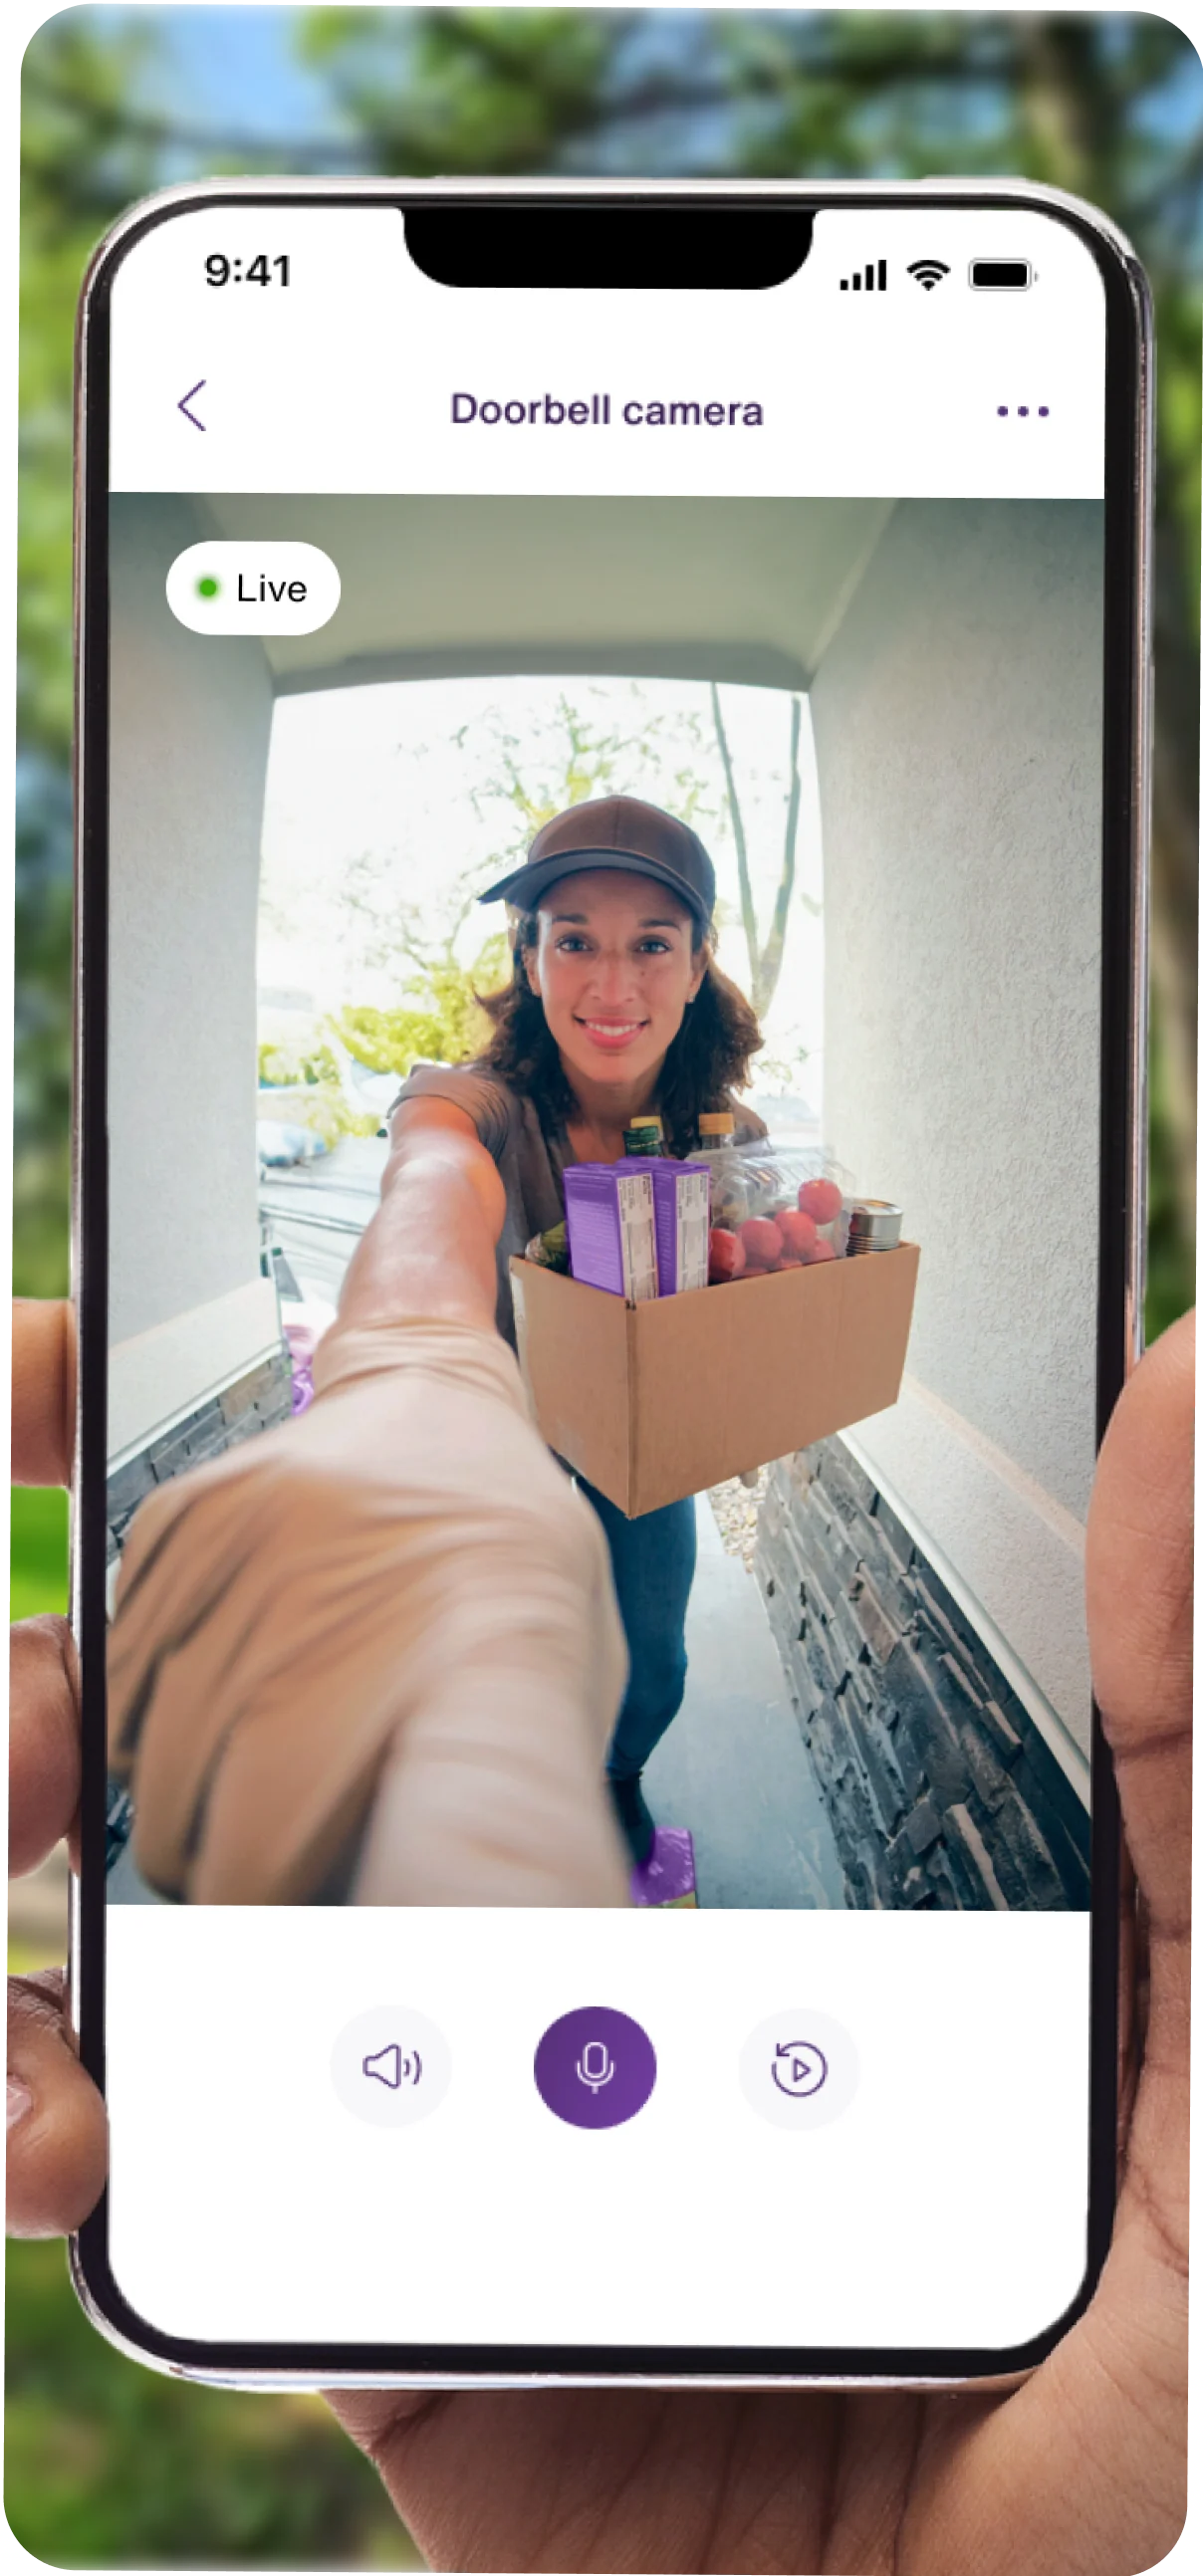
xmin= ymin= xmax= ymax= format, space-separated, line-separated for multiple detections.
xmin=392 ymin=1058 xmax=764 ymax=1350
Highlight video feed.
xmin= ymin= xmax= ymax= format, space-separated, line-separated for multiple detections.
xmin=104 ymin=491 xmax=1102 ymax=1914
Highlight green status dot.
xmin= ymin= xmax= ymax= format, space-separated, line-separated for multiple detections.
xmin=195 ymin=574 xmax=220 ymax=598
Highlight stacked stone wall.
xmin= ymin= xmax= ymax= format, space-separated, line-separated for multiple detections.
xmin=106 ymin=1347 xmax=293 ymax=1566
xmin=755 ymin=1440 xmax=1089 ymax=1912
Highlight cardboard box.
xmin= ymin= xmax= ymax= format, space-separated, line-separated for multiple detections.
xmin=510 ymin=1243 xmax=920 ymax=1518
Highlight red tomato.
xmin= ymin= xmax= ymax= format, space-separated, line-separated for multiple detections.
xmin=803 ymin=1238 xmax=839 ymax=1264
xmin=738 ymin=1216 xmax=785 ymax=1270
xmin=799 ymin=1177 xmax=843 ymax=1225
xmin=777 ymin=1207 xmax=819 ymax=1258
xmin=708 ymin=1227 xmax=746 ymax=1284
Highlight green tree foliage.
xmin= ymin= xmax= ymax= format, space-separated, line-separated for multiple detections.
xmin=14 ymin=757 xmax=74 ymax=1293
xmin=1146 ymin=989 xmax=1196 ymax=1341
xmin=256 ymin=1038 xmax=381 ymax=1143
xmin=17 ymin=20 xmax=164 ymax=1291
xmin=258 ymin=1039 xmax=345 ymax=1088
xmin=331 ymin=929 xmax=510 ymax=1073
xmin=300 ymin=5 xmax=627 ymax=172
xmin=466 ymin=683 xmax=715 ymax=859
xmin=21 ymin=17 xmax=160 ymax=758
xmin=5 ymin=2238 xmax=418 ymax=2567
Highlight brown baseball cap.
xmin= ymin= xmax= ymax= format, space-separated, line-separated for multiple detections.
xmin=479 ymin=795 xmax=716 ymax=928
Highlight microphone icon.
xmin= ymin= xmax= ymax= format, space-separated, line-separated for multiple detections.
xmin=576 ymin=2038 xmax=615 ymax=2093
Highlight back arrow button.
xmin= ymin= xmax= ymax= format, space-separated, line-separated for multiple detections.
xmin=177 ymin=379 xmax=206 ymax=431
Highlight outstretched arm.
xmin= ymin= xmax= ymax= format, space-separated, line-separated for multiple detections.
xmin=101 ymin=1092 xmax=630 ymax=1909
xmin=333 ymin=1096 xmax=507 ymax=1338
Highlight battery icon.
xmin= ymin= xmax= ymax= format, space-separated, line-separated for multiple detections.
xmin=970 ymin=260 xmax=1034 ymax=289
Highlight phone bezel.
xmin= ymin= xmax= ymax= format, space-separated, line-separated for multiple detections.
xmin=69 ymin=176 xmax=1149 ymax=2391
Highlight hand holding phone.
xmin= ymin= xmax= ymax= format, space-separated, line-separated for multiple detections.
xmin=10 ymin=1300 xmax=1190 ymax=2561
xmin=346 ymin=1316 xmax=1194 ymax=2567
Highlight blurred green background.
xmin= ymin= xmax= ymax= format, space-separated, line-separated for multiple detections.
xmin=11 ymin=8 xmax=1198 ymax=2565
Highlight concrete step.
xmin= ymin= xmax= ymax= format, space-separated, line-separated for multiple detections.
xmin=644 ymin=1499 xmax=846 ymax=1910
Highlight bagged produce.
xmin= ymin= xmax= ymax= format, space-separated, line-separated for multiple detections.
xmin=738 ymin=1143 xmax=856 ymax=1253
xmin=702 ymin=1141 xmax=902 ymax=1284
xmin=525 ymin=1221 xmax=571 ymax=1274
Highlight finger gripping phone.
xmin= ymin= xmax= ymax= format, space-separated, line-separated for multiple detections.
xmin=73 ymin=179 xmax=1149 ymax=2388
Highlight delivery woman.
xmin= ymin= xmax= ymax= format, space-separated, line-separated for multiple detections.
xmin=390 ymin=795 xmax=765 ymax=1866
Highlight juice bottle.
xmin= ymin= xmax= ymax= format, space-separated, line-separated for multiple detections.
xmin=693 ymin=1112 xmax=751 ymax=1228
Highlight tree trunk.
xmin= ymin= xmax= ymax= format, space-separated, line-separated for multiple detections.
xmin=710 ymin=680 xmax=760 ymax=993
xmin=755 ymin=696 xmax=804 ymax=1018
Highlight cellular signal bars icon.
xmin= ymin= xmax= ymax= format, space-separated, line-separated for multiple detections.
xmin=840 ymin=259 xmax=887 ymax=292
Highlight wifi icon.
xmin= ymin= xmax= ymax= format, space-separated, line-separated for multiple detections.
xmin=908 ymin=259 xmax=951 ymax=292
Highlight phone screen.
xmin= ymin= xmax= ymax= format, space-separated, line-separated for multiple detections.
xmin=79 ymin=190 xmax=1140 ymax=2377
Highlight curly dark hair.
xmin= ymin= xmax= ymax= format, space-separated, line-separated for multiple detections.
xmin=475 ymin=907 xmax=764 ymax=1155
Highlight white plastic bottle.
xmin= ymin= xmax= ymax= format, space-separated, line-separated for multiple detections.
xmin=693 ymin=1112 xmax=752 ymax=1229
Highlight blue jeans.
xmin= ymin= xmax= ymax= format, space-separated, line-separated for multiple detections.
xmin=576 ymin=1476 xmax=698 ymax=1781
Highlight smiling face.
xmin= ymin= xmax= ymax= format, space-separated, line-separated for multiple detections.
xmin=525 ymin=869 xmax=707 ymax=1099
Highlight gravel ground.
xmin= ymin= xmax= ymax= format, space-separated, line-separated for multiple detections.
xmin=707 ymin=1467 xmax=769 ymax=1570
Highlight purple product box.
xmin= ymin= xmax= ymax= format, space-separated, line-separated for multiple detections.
xmin=564 ymin=1163 xmax=658 ymax=1299
xmin=565 ymin=1159 xmax=712 ymax=1298
xmin=645 ymin=1159 xmax=710 ymax=1295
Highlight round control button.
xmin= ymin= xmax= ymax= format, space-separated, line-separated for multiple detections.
xmin=331 ymin=2006 xmax=451 ymax=2128
xmin=535 ymin=2006 xmax=656 ymax=2130
xmin=740 ymin=2009 xmax=859 ymax=2130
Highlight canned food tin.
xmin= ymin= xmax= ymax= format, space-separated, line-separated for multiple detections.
xmin=845 ymin=1198 xmax=903 ymax=1255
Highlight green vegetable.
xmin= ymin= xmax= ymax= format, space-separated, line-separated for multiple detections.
xmin=527 ymin=1222 xmax=570 ymax=1274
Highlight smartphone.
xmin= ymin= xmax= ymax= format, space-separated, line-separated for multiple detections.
xmin=72 ymin=180 xmax=1149 ymax=2387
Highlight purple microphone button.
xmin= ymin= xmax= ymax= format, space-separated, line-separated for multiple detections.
xmin=534 ymin=2006 xmax=656 ymax=2131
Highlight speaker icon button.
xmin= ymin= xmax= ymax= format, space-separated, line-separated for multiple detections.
xmin=362 ymin=2041 xmax=422 ymax=2091
xmin=332 ymin=2008 xmax=450 ymax=2128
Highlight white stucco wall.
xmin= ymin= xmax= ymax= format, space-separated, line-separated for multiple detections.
xmin=812 ymin=499 xmax=1104 ymax=1755
xmin=108 ymin=495 xmax=275 ymax=1424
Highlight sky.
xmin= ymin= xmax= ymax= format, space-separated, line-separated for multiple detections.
xmin=64 ymin=7 xmax=742 ymax=185
xmin=257 ymin=670 xmax=826 ymax=1110
xmin=81 ymin=5 xmax=692 ymax=159
xmin=118 ymin=5 xmax=346 ymax=147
